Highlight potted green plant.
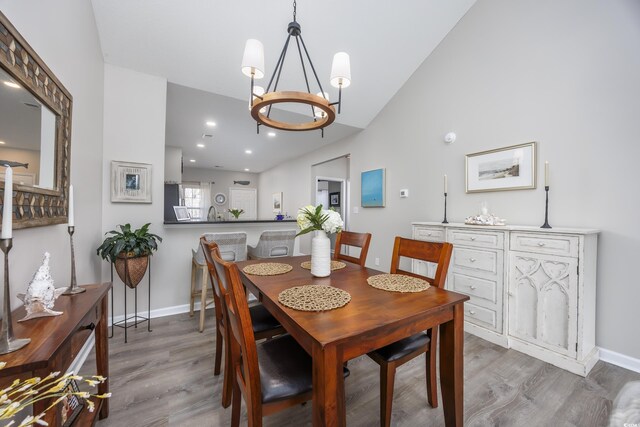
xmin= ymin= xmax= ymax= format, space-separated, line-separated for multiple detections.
xmin=228 ymin=208 xmax=244 ymax=220
xmin=96 ymin=223 xmax=162 ymax=288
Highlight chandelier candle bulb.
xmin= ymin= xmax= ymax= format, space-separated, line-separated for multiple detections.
xmin=545 ymin=161 xmax=549 ymax=187
xmin=68 ymin=185 xmax=74 ymax=227
xmin=2 ymin=166 xmax=12 ymax=239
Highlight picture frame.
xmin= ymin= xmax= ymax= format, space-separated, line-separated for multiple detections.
xmin=59 ymin=380 xmax=83 ymax=427
xmin=111 ymin=161 xmax=152 ymax=203
xmin=465 ymin=142 xmax=537 ymax=193
xmin=272 ymin=192 xmax=283 ymax=213
xmin=329 ymin=192 xmax=340 ymax=207
xmin=361 ymin=168 xmax=386 ymax=208
xmin=173 ymin=206 xmax=190 ymax=221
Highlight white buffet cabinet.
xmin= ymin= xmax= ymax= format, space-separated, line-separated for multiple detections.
xmin=412 ymin=222 xmax=599 ymax=376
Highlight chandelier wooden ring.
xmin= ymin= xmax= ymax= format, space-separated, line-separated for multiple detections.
xmin=251 ymin=91 xmax=336 ymax=131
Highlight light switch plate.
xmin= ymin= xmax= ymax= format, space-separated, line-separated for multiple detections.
xmin=353 ymin=206 xmax=359 ymax=214
xmin=400 ymin=189 xmax=409 ymax=198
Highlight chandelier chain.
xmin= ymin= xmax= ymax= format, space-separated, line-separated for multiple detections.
xmin=293 ymin=0 xmax=297 ymax=22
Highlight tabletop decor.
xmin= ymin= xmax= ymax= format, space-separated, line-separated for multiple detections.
xmin=278 ymin=285 xmax=351 ymax=311
xmin=17 ymin=253 xmax=66 ymax=321
xmin=0 ymin=166 xmax=31 ymax=354
xmin=63 ymin=185 xmax=85 ymax=295
xmin=466 ymin=142 xmax=537 ymax=193
xmin=243 ymin=262 xmax=293 ymax=276
xmin=228 ymin=208 xmax=244 ymax=219
xmin=97 ymin=223 xmax=162 ymax=288
xmin=367 ymin=274 xmax=430 ymax=293
xmin=300 ymin=260 xmax=346 ymax=271
xmin=442 ymin=174 xmax=449 ymax=224
xmin=272 ymin=192 xmax=283 ymax=213
xmin=0 ymin=362 xmax=110 ymax=426
xmin=296 ymin=205 xmax=344 ymax=277
xmin=111 ymin=161 xmax=152 ymax=203
xmin=541 ymin=160 xmax=552 ymax=228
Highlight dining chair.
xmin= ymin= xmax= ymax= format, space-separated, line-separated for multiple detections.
xmin=200 ymin=238 xmax=285 ymax=409
xmin=247 ymin=229 xmax=296 ymax=259
xmin=333 ymin=230 xmax=372 ymax=266
xmin=191 ymin=232 xmax=248 ymax=332
xmin=367 ymin=237 xmax=453 ymax=427
xmin=211 ymin=248 xmax=350 ymax=427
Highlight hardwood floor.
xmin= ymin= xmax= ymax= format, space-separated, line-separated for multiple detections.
xmin=81 ymin=311 xmax=640 ymax=426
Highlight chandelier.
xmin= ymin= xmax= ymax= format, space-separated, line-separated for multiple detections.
xmin=241 ymin=0 xmax=351 ymax=134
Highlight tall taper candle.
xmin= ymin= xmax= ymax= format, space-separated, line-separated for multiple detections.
xmin=444 ymin=174 xmax=448 ymax=193
xmin=545 ymin=161 xmax=549 ymax=187
xmin=1 ymin=167 xmax=12 ymax=239
xmin=68 ymin=184 xmax=74 ymax=227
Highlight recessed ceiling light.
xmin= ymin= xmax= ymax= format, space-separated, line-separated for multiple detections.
xmin=267 ymin=132 xmax=276 ymax=137
xmin=0 ymin=141 xmax=5 ymax=145
xmin=206 ymin=121 xmax=216 ymax=127
xmin=3 ymin=81 xmax=20 ymax=89
xmin=245 ymin=149 xmax=252 ymax=154
xmin=244 ymin=168 xmax=250 ymax=172
xmin=189 ymin=159 xmax=196 ymax=163
xmin=197 ymin=143 xmax=205 ymax=148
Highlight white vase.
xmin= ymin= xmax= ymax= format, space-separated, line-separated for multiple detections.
xmin=311 ymin=230 xmax=331 ymax=277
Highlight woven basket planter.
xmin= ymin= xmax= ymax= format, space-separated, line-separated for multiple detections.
xmin=115 ymin=253 xmax=149 ymax=289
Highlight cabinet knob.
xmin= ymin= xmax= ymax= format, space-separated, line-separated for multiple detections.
xmin=470 ymin=237 xmax=476 ymax=241
xmin=470 ymin=285 xmax=477 ymax=290
xmin=508 ymin=292 xmax=515 ymax=297
xmin=427 ymin=232 xmax=432 ymax=236
xmin=538 ymin=242 xmax=546 ymax=246
xmin=469 ymin=258 xmax=476 ymax=262
xmin=469 ymin=310 xmax=476 ymax=315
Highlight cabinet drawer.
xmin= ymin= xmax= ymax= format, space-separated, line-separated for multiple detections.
xmin=70 ymin=303 xmax=101 ymax=361
xmin=413 ymin=226 xmax=445 ymax=242
xmin=447 ymin=229 xmax=504 ymax=249
xmin=510 ymin=233 xmax=579 ymax=257
xmin=452 ymin=247 xmax=498 ymax=275
xmin=464 ymin=302 xmax=499 ymax=332
xmin=451 ymin=272 xmax=497 ymax=304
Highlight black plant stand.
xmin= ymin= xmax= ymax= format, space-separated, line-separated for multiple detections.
xmin=109 ymin=258 xmax=152 ymax=343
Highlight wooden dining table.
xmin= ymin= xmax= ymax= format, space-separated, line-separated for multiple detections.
xmin=237 ymin=255 xmax=469 ymax=427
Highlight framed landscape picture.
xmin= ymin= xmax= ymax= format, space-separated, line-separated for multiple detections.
xmin=329 ymin=192 xmax=340 ymax=207
xmin=361 ymin=168 xmax=385 ymax=207
xmin=272 ymin=192 xmax=283 ymax=213
xmin=465 ymin=142 xmax=536 ymax=193
xmin=111 ymin=161 xmax=152 ymax=203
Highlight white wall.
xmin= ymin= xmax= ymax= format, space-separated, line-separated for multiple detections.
xmin=257 ymin=0 xmax=640 ymax=360
xmin=0 ymin=1 xmax=104 ymax=306
xmin=101 ymin=64 xmax=167 ymax=316
xmin=164 ymin=146 xmax=182 ymax=184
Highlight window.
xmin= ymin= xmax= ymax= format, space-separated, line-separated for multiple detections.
xmin=183 ymin=184 xmax=202 ymax=219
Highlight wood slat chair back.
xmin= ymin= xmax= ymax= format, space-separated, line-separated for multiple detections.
xmin=210 ymin=249 xmax=264 ymax=423
xmin=390 ymin=237 xmax=453 ymax=287
xmin=333 ymin=231 xmax=372 ymax=266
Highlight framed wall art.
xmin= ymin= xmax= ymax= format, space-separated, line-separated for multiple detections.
xmin=111 ymin=161 xmax=152 ymax=203
xmin=361 ymin=168 xmax=385 ymax=207
xmin=329 ymin=192 xmax=340 ymax=207
xmin=272 ymin=192 xmax=283 ymax=213
xmin=465 ymin=142 xmax=537 ymax=193
xmin=59 ymin=380 xmax=83 ymax=427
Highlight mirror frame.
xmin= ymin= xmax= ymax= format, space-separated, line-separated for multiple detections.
xmin=0 ymin=11 xmax=72 ymax=229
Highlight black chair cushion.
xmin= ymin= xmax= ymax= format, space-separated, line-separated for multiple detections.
xmin=249 ymin=304 xmax=282 ymax=335
xmin=369 ymin=332 xmax=430 ymax=363
xmin=257 ymin=334 xmax=349 ymax=404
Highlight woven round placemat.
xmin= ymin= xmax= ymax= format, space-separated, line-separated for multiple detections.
xmin=242 ymin=262 xmax=293 ymax=276
xmin=300 ymin=260 xmax=347 ymax=271
xmin=367 ymin=274 xmax=430 ymax=293
xmin=278 ymin=285 xmax=351 ymax=311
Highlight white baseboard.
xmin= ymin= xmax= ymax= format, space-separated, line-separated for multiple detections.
xmin=600 ymin=347 xmax=640 ymax=374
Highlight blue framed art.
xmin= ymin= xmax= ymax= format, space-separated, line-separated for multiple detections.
xmin=361 ymin=168 xmax=385 ymax=207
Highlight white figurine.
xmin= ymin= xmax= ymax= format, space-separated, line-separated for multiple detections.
xmin=17 ymin=252 xmax=65 ymax=321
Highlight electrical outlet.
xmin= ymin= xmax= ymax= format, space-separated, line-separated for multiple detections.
xmin=375 ymin=257 xmax=380 ymax=266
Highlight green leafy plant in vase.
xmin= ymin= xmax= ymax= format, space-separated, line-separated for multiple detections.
xmin=228 ymin=208 xmax=244 ymax=220
xmin=96 ymin=223 xmax=162 ymax=288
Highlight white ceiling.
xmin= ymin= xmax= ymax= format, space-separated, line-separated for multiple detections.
xmin=91 ymin=0 xmax=476 ymax=172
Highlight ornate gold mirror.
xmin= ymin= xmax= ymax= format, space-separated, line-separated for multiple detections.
xmin=0 ymin=11 xmax=72 ymax=229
